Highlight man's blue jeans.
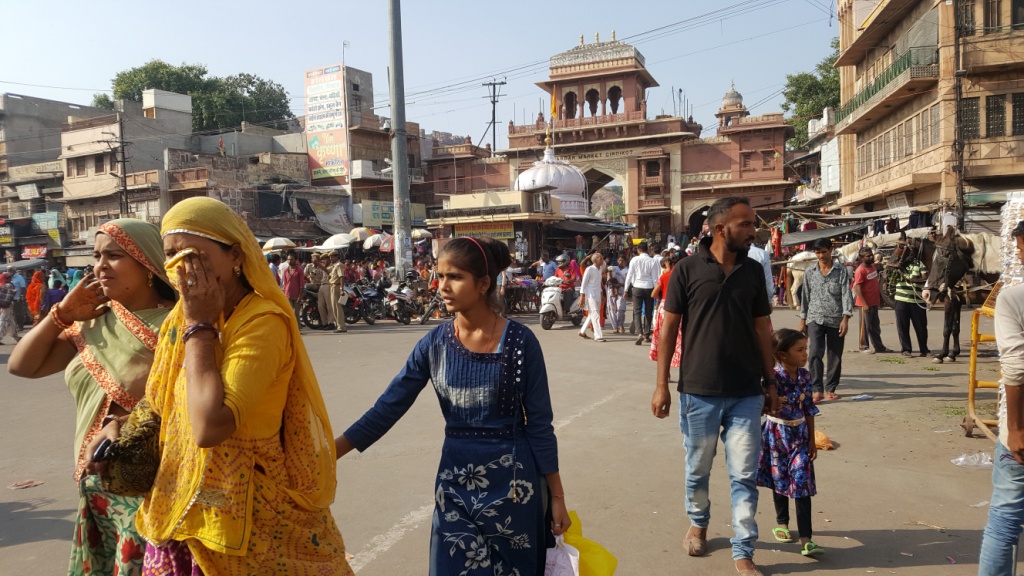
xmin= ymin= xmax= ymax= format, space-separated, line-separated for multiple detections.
xmin=678 ymin=392 xmax=763 ymax=561
xmin=979 ymin=441 xmax=1024 ymax=575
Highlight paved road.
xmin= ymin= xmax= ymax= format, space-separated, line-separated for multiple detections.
xmin=0 ymin=305 xmax=1007 ymax=574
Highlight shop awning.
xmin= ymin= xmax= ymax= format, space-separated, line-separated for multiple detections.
xmin=781 ymin=222 xmax=869 ymax=247
xmin=806 ymin=203 xmax=940 ymax=221
xmin=547 ymin=220 xmax=621 ymax=234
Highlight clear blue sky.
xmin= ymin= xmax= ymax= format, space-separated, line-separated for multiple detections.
xmin=1 ymin=0 xmax=837 ymax=148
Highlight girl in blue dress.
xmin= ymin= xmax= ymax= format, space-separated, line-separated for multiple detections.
xmin=756 ymin=328 xmax=823 ymax=557
xmin=336 ymin=236 xmax=570 ymax=576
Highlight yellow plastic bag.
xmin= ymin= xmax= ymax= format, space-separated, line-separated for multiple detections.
xmin=562 ymin=510 xmax=617 ymax=576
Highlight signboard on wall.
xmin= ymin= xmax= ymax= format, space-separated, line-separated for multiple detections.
xmin=22 ymin=245 xmax=47 ymax=259
xmin=359 ymin=201 xmax=427 ymax=227
xmin=454 ymin=221 xmax=515 ymax=239
xmin=304 ymin=63 xmax=349 ymax=186
xmin=31 ymin=212 xmax=59 ymax=230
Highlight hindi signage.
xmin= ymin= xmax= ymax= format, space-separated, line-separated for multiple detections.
xmin=454 ymin=222 xmax=515 ymax=240
xmin=359 ymin=201 xmax=427 ymax=227
xmin=304 ymin=63 xmax=349 ymax=186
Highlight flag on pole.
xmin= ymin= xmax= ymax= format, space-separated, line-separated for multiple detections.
xmin=550 ymin=84 xmax=558 ymax=120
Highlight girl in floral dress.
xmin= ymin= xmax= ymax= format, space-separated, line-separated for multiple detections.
xmin=337 ymin=236 xmax=570 ymax=576
xmin=649 ymin=256 xmax=682 ymax=367
xmin=756 ymin=328 xmax=823 ymax=557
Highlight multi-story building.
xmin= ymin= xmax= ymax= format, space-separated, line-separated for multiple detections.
xmin=0 ymin=94 xmax=110 ymax=261
xmin=835 ymin=0 xmax=1024 ymax=224
xmin=679 ymin=85 xmax=795 ymax=233
xmin=60 ymin=89 xmax=193 ymax=243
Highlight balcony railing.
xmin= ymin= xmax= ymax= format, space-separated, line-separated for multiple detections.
xmin=125 ymin=170 xmax=159 ymax=188
xmin=836 ymin=47 xmax=939 ymax=123
xmin=639 ymin=197 xmax=669 ymax=210
xmin=641 ymin=176 xmax=664 ymax=187
xmin=509 ymin=111 xmax=644 ymax=134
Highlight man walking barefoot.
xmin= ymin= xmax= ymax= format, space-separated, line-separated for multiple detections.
xmin=652 ymin=196 xmax=779 ymax=576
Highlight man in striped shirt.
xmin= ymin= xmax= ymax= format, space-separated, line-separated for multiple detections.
xmin=891 ymin=237 xmax=929 ymax=357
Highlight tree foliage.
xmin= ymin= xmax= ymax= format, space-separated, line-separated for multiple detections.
xmin=781 ymin=37 xmax=840 ymax=149
xmin=90 ymin=93 xmax=115 ymax=110
xmin=104 ymin=60 xmax=294 ymax=132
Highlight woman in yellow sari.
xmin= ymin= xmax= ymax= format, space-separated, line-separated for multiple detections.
xmin=8 ymin=219 xmax=176 ymax=576
xmin=97 ymin=197 xmax=352 ymax=575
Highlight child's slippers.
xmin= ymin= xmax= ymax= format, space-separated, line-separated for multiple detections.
xmin=772 ymin=527 xmax=795 ymax=543
xmin=801 ymin=541 xmax=825 ymax=557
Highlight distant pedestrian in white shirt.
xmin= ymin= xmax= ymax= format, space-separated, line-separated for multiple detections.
xmin=578 ymin=253 xmax=606 ymax=342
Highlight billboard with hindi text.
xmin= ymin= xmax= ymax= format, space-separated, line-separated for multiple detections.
xmin=305 ymin=63 xmax=348 ymax=186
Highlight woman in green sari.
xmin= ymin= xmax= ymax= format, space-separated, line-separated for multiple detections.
xmin=8 ymin=219 xmax=176 ymax=576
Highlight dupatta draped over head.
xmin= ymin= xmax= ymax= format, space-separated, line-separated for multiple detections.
xmin=25 ymin=271 xmax=45 ymax=315
xmin=65 ymin=218 xmax=171 ymax=481
xmin=138 ymin=197 xmax=338 ymax=554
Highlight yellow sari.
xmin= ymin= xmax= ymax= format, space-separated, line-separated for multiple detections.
xmin=134 ymin=197 xmax=352 ymax=575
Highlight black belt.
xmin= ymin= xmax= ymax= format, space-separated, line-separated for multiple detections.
xmin=445 ymin=425 xmax=517 ymax=439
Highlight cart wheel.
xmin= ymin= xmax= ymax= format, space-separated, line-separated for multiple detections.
xmin=961 ymin=415 xmax=975 ymax=437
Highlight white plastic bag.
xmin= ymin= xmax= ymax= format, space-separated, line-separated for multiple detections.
xmin=951 ymin=452 xmax=994 ymax=469
xmin=545 ymin=534 xmax=580 ymax=576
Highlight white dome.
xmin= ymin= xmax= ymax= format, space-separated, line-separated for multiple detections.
xmin=722 ymin=82 xmax=743 ymax=108
xmin=513 ymin=148 xmax=589 ymax=216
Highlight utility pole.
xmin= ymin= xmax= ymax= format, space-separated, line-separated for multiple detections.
xmin=482 ymin=78 xmax=506 ymax=152
xmin=952 ymin=0 xmax=966 ymax=230
xmin=118 ymin=114 xmax=129 ymax=217
xmin=388 ymin=0 xmax=412 ymax=277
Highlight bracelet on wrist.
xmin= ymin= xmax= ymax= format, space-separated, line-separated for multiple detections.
xmin=49 ymin=304 xmax=73 ymax=330
xmin=183 ymin=323 xmax=220 ymax=343
xmin=551 ymin=493 xmax=565 ymax=499
xmin=101 ymin=414 xmax=122 ymax=428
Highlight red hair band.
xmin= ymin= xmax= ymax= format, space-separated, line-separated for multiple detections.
xmin=462 ymin=236 xmax=489 ymax=279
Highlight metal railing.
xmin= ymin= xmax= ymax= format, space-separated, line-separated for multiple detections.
xmin=836 ymin=47 xmax=939 ymax=122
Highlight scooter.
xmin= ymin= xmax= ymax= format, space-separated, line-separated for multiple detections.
xmin=538 ymin=275 xmax=583 ymax=330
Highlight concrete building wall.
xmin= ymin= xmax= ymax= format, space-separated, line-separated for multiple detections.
xmin=0 ymin=94 xmax=110 ymax=168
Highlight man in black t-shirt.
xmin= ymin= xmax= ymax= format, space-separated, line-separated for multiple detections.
xmin=652 ymin=196 xmax=778 ymax=576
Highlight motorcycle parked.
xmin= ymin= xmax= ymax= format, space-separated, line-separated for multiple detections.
xmin=300 ymin=285 xmax=327 ymax=330
xmin=357 ymin=278 xmax=389 ymax=325
xmin=385 ymin=278 xmax=417 ymax=325
xmin=419 ymin=289 xmax=451 ymax=325
xmin=538 ymin=275 xmax=583 ymax=330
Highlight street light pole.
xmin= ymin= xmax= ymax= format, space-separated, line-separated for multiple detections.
xmin=388 ymin=0 xmax=412 ymax=278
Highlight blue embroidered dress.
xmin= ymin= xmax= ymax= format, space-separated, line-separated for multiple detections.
xmin=344 ymin=320 xmax=558 ymax=576
xmin=756 ymin=365 xmax=819 ymax=499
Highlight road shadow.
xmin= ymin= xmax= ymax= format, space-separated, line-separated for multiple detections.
xmin=698 ymin=526 xmax=983 ymax=573
xmin=0 ymin=499 xmax=75 ymax=548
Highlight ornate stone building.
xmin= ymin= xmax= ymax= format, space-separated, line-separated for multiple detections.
xmin=503 ymin=34 xmax=705 ymax=240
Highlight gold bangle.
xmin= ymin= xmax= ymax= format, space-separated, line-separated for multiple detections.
xmin=552 ymin=493 xmax=565 ymax=499
xmin=49 ymin=305 xmax=73 ymax=330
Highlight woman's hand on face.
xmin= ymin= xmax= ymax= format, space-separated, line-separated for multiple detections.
xmin=59 ymin=273 xmax=110 ymax=322
xmin=178 ymin=252 xmax=225 ymax=325
xmin=550 ymin=498 xmax=571 ymax=536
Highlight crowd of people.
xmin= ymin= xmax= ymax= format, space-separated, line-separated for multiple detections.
xmin=4 ymin=192 xmax=1020 ymax=576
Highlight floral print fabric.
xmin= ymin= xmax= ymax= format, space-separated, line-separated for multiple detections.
xmin=68 ymin=475 xmax=147 ymax=576
xmin=433 ymin=438 xmax=545 ymax=576
xmin=756 ymin=366 xmax=820 ymax=499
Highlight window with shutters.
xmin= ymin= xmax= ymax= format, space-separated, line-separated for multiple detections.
xmin=987 ymin=95 xmax=1006 ymax=137
xmin=1012 ymin=93 xmax=1024 ymax=135
xmin=931 ymin=105 xmax=941 ymax=146
xmin=961 ymin=97 xmax=981 ymax=139
xmin=985 ymin=0 xmax=1003 ymax=32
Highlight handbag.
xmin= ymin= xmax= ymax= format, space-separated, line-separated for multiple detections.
xmin=545 ymin=534 xmax=580 ymax=576
xmin=338 ymin=289 xmax=349 ymax=306
xmin=100 ymin=397 xmax=162 ymax=496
